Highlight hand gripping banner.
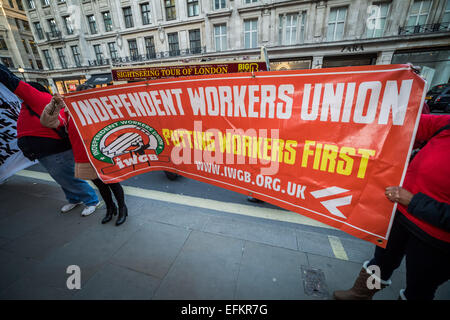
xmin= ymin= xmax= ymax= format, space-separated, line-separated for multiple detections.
xmin=64 ymin=64 xmax=425 ymax=247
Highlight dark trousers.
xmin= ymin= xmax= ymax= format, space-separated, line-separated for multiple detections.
xmin=368 ymin=213 xmax=450 ymax=300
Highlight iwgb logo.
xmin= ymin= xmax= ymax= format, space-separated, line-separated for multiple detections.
xmin=90 ymin=120 xmax=169 ymax=174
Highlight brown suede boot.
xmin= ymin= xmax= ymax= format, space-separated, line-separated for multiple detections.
xmin=333 ymin=261 xmax=390 ymax=300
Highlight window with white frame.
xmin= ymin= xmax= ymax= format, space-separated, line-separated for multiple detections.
xmin=63 ymin=16 xmax=74 ymax=35
xmin=43 ymin=49 xmax=53 ymax=69
xmin=56 ymin=47 xmax=67 ymax=69
xmin=108 ymin=42 xmax=118 ymax=60
xmin=87 ymin=15 xmax=98 ymax=34
xmin=144 ymin=36 xmax=156 ymax=58
xmin=244 ymin=19 xmax=258 ymax=49
xmin=141 ymin=3 xmax=152 ymax=25
xmin=366 ymin=2 xmax=390 ymax=38
xmin=103 ymin=11 xmax=113 ymax=32
xmin=187 ymin=0 xmax=199 ymax=17
xmin=71 ymin=45 xmax=81 ymax=67
xmin=93 ymin=44 xmax=103 ymax=63
xmin=407 ymin=0 xmax=432 ymax=26
xmin=244 ymin=0 xmax=257 ymax=4
xmin=278 ymin=11 xmax=307 ymax=45
xmin=213 ymin=0 xmax=226 ymax=10
xmin=442 ymin=0 xmax=450 ymax=29
xmin=214 ymin=24 xmax=227 ymax=51
xmin=327 ymin=6 xmax=347 ymax=41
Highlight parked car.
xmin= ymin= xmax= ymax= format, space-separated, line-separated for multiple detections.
xmin=425 ymin=83 xmax=450 ymax=113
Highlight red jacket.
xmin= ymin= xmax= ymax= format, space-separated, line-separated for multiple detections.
xmin=398 ymin=114 xmax=450 ymax=243
xmin=15 ymin=81 xmax=66 ymax=139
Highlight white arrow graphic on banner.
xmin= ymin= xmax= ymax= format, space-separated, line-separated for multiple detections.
xmin=310 ymin=187 xmax=352 ymax=219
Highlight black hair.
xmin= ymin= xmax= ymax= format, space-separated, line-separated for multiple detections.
xmin=27 ymin=81 xmax=50 ymax=94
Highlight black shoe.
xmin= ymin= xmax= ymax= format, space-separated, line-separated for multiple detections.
xmin=247 ymin=196 xmax=264 ymax=203
xmin=115 ymin=205 xmax=128 ymax=226
xmin=102 ymin=203 xmax=117 ymax=224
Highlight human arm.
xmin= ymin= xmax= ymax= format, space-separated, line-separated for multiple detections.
xmin=40 ymin=94 xmax=65 ymax=129
xmin=385 ymin=186 xmax=450 ymax=232
xmin=0 ymin=64 xmax=52 ymax=114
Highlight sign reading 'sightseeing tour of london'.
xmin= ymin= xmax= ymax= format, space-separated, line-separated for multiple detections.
xmin=64 ymin=64 xmax=425 ymax=247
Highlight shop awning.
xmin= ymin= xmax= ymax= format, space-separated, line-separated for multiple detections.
xmin=85 ymin=73 xmax=112 ymax=86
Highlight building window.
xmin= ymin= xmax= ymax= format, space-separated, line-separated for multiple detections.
xmin=244 ymin=0 xmax=257 ymax=3
xmin=214 ymin=24 xmax=227 ymax=51
xmin=26 ymin=0 xmax=35 ymax=9
xmin=327 ymin=6 xmax=347 ymax=41
xmin=278 ymin=12 xmax=307 ymax=45
xmin=165 ymin=0 xmax=176 ymax=21
xmin=244 ymin=19 xmax=258 ymax=49
xmin=29 ymin=59 xmax=35 ymax=70
xmin=29 ymin=40 xmax=38 ymax=55
xmin=189 ymin=29 xmax=201 ymax=53
xmin=87 ymin=15 xmax=98 ymax=34
xmin=1 ymin=57 xmax=14 ymax=68
xmin=43 ymin=50 xmax=53 ymax=69
xmin=71 ymin=45 xmax=81 ymax=67
xmin=187 ymin=0 xmax=199 ymax=17
xmin=443 ymin=0 xmax=450 ymax=29
xmin=168 ymin=32 xmax=179 ymax=56
xmin=23 ymin=21 xmax=30 ymax=31
xmin=41 ymin=0 xmax=49 ymax=6
xmin=144 ymin=36 xmax=156 ymax=59
xmin=102 ymin=11 xmax=113 ymax=32
xmin=34 ymin=22 xmax=44 ymax=39
xmin=123 ymin=7 xmax=134 ymax=28
xmin=47 ymin=18 xmax=59 ymax=37
xmin=93 ymin=44 xmax=103 ymax=63
xmin=367 ymin=3 xmax=390 ymax=38
xmin=17 ymin=0 xmax=24 ymax=11
xmin=22 ymin=39 xmax=30 ymax=54
xmin=128 ymin=39 xmax=139 ymax=60
xmin=36 ymin=59 xmax=43 ymax=70
xmin=214 ymin=0 xmax=226 ymax=10
xmin=407 ymin=0 xmax=432 ymax=26
xmin=0 ymin=36 xmax=8 ymax=50
xmin=56 ymin=47 xmax=67 ymax=69
xmin=108 ymin=42 xmax=118 ymax=60
xmin=141 ymin=3 xmax=151 ymax=25
xmin=63 ymin=16 xmax=74 ymax=35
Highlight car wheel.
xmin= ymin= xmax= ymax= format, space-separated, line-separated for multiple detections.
xmin=164 ymin=171 xmax=178 ymax=180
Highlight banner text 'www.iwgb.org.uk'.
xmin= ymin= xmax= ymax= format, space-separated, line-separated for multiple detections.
xmin=64 ymin=64 xmax=425 ymax=247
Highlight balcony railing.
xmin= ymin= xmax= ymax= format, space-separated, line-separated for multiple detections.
xmin=45 ymin=31 xmax=62 ymax=41
xmin=111 ymin=46 xmax=207 ymax=66
xmin=399 ymin=22 xmax=450 ymax=35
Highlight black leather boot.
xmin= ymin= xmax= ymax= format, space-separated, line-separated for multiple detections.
xmin=102 ymin=203 xmax=117 ymax=224
xmin=115 ymin=205 xmax=128 ymax=226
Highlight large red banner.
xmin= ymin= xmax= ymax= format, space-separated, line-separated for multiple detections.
xmin=64 ymin=64 xmax=425 ymax=247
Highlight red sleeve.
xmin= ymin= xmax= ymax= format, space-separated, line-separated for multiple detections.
xmin=415 ymin=114 xmax=450 ymax=142
xmin=14 ymin=81 xmax=52 ymax=115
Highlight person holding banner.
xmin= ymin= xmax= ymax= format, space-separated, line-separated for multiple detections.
xmin=0 ymin=64 xmax=100 ymax=216
xmin=40 ymin=89 xmax=128 ymax=226
xmin=333 ymin=114 xmax=450 ymax=301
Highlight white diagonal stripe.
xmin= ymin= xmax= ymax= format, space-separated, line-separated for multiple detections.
xmin=319 ymin=196 xmax=352 ymax=219
xmin=310 ymin=186 xmax=349 ymax=199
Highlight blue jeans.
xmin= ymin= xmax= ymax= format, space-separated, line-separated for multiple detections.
xmin=39 ymin=150 xmax=99 ymax=206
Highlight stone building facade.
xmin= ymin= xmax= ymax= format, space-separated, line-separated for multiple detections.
xmin=0 ymin=0 xmax=46 ymax=83
xmin=16 ymin=0 xmax=450 ymax=93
